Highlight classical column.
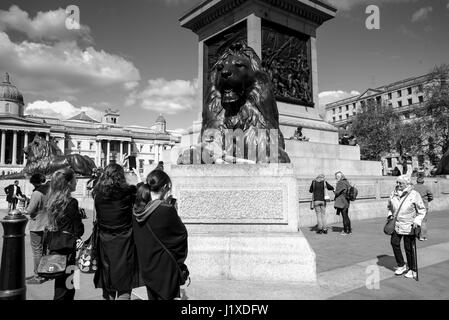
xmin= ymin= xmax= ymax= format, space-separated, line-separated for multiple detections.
xmin=119 ymin=141 xmax=123 ymax=163
xmin=247 ymin=14 xmax=262 ymax=58
xmin=106 ymin=140 xmax=110 ymax=165
xmin=12 ymin=130 xmax=17 ymax=165
xmin=0 ymin=130 xmax=5 ymax=165
xmin=45 ymin=133 xmax=49 ymax=141
xmin=23 ymin=131 xmax=28 ymax=164
xmin=128 ymin=142 xmax=131 ymax=156
xmin=96 ymin=140 xmax=101 ymax=167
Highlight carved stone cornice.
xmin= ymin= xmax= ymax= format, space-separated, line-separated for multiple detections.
xmin=180 ymin=0 xmax=336 ymax=34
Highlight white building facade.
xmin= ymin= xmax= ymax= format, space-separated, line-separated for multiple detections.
xmin=0 ymin=73 xmax=180 ymax=176
xmin=324 ymin=73 xmax=436 ymax=175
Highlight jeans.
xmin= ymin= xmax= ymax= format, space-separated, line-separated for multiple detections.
xmin=7 ymin=200 xmax=17 ymax=212
xmin=391 ymin=231 xmax=416 ymax=271
xmin=314 ymin=201 xmax=327 ymax=230
xmin=30 ymin=231 xmax=44 ymax=275
xmin=336 ymin=208 xmax=351 ymax=233
xmin=102 ymin=289 xmax=131 ymax=300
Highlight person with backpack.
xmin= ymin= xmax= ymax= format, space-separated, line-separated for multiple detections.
xmin=334 ymin=171 xmax=352 ymax=235
xmin=309 ymin=174 xmax=334 ymax=234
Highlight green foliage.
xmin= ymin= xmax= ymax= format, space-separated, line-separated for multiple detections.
xmin=350 ymin=101 xmax=399 ymax=161
xmin=415 ymin=64 xmax=449 ymax=164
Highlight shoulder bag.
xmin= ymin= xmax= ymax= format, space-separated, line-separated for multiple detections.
xmin=383 ymin=192 xmax=411 ymax=235
xmin=77 ymin=199 xmax=99 ymax=273
xmin=145 ymin=221 xmax=190 ymax=287
xmin=37 ymin=227 xmax=68 ymax=279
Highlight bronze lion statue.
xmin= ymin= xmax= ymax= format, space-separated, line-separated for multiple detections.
xmin=22 ymin=136 xmax=96 ymax=176
xmin=178 ymin=41 xmax=290 ymax=164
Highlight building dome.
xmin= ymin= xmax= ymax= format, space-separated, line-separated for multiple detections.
xmin=155 ymin=114 xmax=166 ymax=124
xmin=0 ymin=73 xmax=24 ymax=106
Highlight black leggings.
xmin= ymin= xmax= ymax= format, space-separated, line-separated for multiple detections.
xmin=336 ymin=208 xmax=351 ymax=233
xmin=391 ymin=231 xmax=416 ymax=271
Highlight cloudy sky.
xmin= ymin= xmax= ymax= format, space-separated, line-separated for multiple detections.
xmin=0 ymin=0 xmax=448 ymax=130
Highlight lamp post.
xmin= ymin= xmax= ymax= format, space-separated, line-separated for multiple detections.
xmin=0 ymin=210 xmax=28 ymax=300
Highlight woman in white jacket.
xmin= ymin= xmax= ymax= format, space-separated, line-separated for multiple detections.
xmin=387 ymin=175 xmax=426 ymax=279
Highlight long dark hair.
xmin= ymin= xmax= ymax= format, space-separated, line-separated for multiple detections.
xmin=92 ymin=163 xmax=128 ymax=199
xmin=134 ymin=183 xmax=151 ymax=212
xmin=46 ymin=168 xmax=75 ymax=228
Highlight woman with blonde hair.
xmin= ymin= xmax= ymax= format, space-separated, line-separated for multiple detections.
xmin=45 ymin=168 xmax=84 ymax=300
xmin=387 ymin=175 xmax=426 ymax=279
xmin=334 ymin=171 xmax=352 ymax=235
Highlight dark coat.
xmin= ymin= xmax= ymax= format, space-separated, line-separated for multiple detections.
xmin=334 ymin=178 xmax=350 ymax=209
xmin=309 ymin=180 xmax=334 ymax=201
xmin=49 ymin=198 xmax=84 ymax=258
xmin=132 ymin=201 xmax=188 ymax=300
xmin=4 ymin=184 xmax=23 ymax=203
xmin=93 ymin=185 xmax=142 ymax=291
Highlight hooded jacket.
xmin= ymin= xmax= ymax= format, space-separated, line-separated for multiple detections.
xmin=132 ymin=199 xmax=188 ymax=300
xmin=387 ymin=186 xmax=426 ymax=235
xmin=26 ymin=182 xmax=50 ymax=232
xmin=334 ymin=178 xmax=350 ymax=209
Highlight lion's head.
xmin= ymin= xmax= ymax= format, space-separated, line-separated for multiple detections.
xmin=207 ymin=42 xmax=273 ymax=120
xmin=23 ymin=135 xmax=62 ymax=163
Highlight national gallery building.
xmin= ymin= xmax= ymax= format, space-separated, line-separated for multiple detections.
xmin=0 ymin=73 xmax=180 ymax=175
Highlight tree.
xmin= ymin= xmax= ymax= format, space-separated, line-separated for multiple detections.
xmin=350 ymin=101 xmax=400 ymax=161
xmin=415 ymin=64 xmax=449 ymax=165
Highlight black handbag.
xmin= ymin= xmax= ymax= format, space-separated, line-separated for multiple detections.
xmin=384 ymin=192 xmax=411 ymax=235
xmin=37 ymin=228 xmax=68 ymax=279
xmin=145 ymin=223 xmax=190 ymax=286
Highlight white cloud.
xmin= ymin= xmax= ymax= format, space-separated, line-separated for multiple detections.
xmin=318 ymin=90 xmax=360 ymax=107
xmin=0 ymin=5 xmax=92 ymax=44
xmin=0 ymin=32 xmax=140 ymax=98
xmin=324 ymin=0 xmax=418 ymax=11
xmin=25 ymin=100 xmax=102 ymax=120
xmin=411 ymin=7 xmax=433 ymax=22
xmin=126 ymin=78 xmax=198 ymax=115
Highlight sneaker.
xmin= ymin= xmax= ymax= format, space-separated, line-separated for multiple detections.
xmin=340 ymin=231 xmax=347 ymax=236
xmin=394 ymin=265 xmax=407 ymax=275
xmin=404 ymin=270 xmax=417 ymax=279
xmin=322 ymin=229 xmax=328 ymax=234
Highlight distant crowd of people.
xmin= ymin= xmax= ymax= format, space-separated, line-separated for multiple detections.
xmin=309 ymin=171 xmax=433 ymax=280
xmin=14 ymin=160 xmax=187 ymax=300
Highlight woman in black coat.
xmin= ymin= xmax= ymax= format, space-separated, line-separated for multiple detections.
xmin=133 ymin=170 xmax=188 ymax=300
xmin=92 ymin=163 xmax=141 ymax=300
xmin=334 ymin=171 xmax=352 ymax=235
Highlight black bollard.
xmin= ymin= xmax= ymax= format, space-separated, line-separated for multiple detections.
xmin=0 ymin=209 xmax=28 ymax=300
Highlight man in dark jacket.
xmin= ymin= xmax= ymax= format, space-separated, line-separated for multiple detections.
xmin=309 ymin=174 xmax=334 ymax=234
xmin=24 ymin=174 xmax=50 ymax=284
xmin=334 ymin=171 xmax=352 ymax=235
xmin=4 ymin=180 xmax=23 ymax=212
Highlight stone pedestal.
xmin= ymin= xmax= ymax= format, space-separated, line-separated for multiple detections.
xmin=169 ymin=164 xmax=316 ymax=282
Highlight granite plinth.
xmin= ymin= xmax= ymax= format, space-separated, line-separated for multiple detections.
xmin=186 ymin=232 xmax=316 ymax=282
xmin=170 ymin=163 xmax=300 ymax=232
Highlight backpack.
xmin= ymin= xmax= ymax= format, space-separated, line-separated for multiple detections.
xmin=346 ymin=184 xmax=358 ymax=201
